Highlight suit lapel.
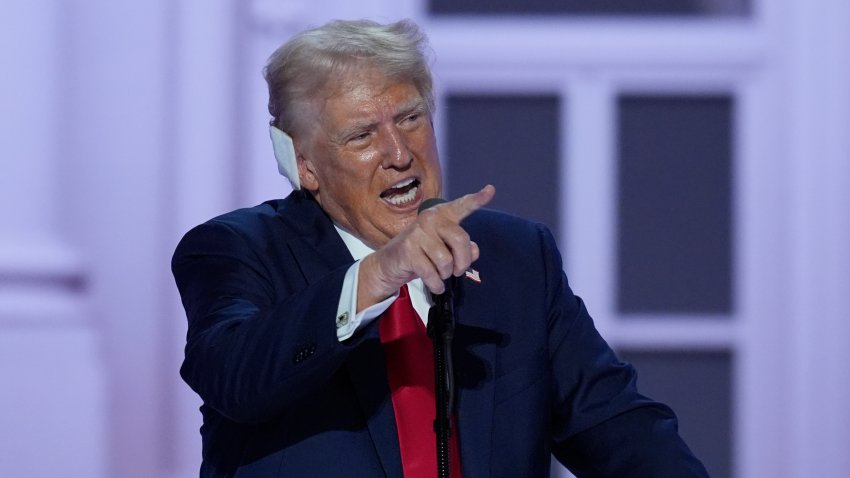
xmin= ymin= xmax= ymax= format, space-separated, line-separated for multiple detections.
xmin=453 ymin=278 xmax=498 ymax=478
xmin=274 ymin=192 xmax=354 ymax=283
xmin=346 ymin=338 xmax=404 ymax=478
xmin=275 ymin=192 xmax=403 ymax=478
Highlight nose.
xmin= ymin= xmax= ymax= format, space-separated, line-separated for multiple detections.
xmin=380 ymin=125 xmax=413 ymax=170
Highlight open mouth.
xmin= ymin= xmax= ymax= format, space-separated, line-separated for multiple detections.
xmin=380 ymin=177 xmax=421 ymax=206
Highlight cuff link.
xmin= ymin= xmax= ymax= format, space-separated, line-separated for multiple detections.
xmin=336 ymin=311 xmax=350 ymax=328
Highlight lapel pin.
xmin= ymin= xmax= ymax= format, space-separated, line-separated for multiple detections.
xmin=464 ymin=268 xmax=481 ymax=283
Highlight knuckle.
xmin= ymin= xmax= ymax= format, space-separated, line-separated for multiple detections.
xmin=419 ymin=208 xmax=441 ymax=223
xmin=449 ymin=229 xmax=470 ymax=245
xmin=434 ymin=251 xmax=452 ymax=269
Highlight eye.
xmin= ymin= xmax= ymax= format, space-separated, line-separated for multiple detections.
xmin=347 ymin=131 xmax=371 ymax=144
xmin=400 ymin=112 xmax=423 ymax=129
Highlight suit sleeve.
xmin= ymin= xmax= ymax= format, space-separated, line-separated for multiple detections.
xmin=172 ymin=220 xmax=374 ymax=424
xmin=536 ymin=225 xmax=709 ymax=477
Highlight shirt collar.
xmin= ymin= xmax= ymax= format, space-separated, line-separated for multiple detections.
xmin=333 ymin=225 xmax=375 ymax=261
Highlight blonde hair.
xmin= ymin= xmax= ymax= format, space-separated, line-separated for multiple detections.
xmin=263 ymin=19 xmax=434 ymax=137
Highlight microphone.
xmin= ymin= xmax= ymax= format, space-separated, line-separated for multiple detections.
xmin=418 ymin=197 xmax=448 ymax=214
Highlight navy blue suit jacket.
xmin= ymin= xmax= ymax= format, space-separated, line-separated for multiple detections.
xmin=172 ymin=191 xmax=708 ymax=477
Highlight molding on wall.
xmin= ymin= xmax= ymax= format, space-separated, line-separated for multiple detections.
xmin=0 ymin=238 xmax=83 ymax=279
xmin=0 ymin=237 xmax=88 ymax=324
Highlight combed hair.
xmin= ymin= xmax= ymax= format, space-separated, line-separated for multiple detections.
xmin=263 ymin=19 xmax=434 ymax=137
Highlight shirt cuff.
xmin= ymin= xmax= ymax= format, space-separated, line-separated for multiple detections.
xmin=335 ymin=259 xmax=397 ymax=341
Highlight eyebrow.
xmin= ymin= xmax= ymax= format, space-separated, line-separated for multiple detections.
xmin=393 ymin=97 xmax=428 ymax=120
xmin=336 ymin=97 xmax=428 ymax=141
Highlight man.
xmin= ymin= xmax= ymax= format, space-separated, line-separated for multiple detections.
xmin=172 ymin=19 xmax=708 ymax=477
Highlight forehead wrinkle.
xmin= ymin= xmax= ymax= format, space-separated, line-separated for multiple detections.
xmin=327 ymin=87 xmax=427 ymax=143
xmin=342 ymin=95 xmax=424 ymax=134
xmin=316 ymin=92 xmax=377 ymax=143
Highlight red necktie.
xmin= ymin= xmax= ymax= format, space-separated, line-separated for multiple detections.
xmin=379 ymin=284 xmax=461 ymax=478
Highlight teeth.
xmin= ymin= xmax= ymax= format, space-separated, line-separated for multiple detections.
xmin=386 ymin=185 xmax=418 ymax=205
xmin=390 ymin=177 xmax=415 ymax=189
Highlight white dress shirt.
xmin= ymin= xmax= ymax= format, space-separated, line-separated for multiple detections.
xmin=333 ymin=225 xmax=433 ymax=341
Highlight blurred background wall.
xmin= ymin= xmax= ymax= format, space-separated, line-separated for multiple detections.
xmin=2 ymin=0 xmax=849 ymax=477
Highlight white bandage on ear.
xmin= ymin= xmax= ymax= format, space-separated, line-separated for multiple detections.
xmin=270 ymin=126 xmax=300 ymax=190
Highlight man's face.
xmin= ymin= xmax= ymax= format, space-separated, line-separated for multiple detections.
xmin=296 ymin=68 xmax=442 ymax=249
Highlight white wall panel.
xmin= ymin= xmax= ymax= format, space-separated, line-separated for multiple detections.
xmin=61 ymin=0 xmax=172 ymax=476
xmin=784 ymin=0 xmax=850 ymax=476
xmin=0 ymin=2 xmax=103 ymax=477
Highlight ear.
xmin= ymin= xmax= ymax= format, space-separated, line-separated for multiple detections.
xmin=296 ymin=145 xmax=320 ymax=192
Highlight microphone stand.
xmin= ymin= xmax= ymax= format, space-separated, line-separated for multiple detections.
xmin=428 ymin=277 xmax=456 ymax=478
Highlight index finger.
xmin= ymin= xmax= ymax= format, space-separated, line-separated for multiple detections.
xmin=444 ymin=184 xmax=496 ymax=222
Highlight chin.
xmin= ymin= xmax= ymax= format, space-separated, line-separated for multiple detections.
xmin=385 ymin=217 xmax=414 ymax=238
